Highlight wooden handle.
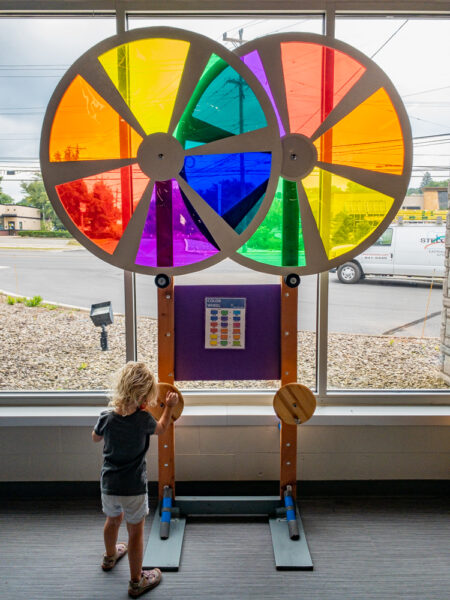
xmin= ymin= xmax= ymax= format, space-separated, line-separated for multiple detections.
xmin=273 ymin=383 xmax=316 ymax=425
xmin=146 ymin=382 xmax=184 ymax=422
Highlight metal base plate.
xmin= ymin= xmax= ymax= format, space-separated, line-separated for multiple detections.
xmin=143 ymin=499 xmax=313 ymax=571
xmin=143 ymin=508 xmax=186 ymax=571
xmin=269 ymin=508 xmax=313 ymax=570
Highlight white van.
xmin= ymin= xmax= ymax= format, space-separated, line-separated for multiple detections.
xmin=336 ymin=222 xmax=446 ymax=283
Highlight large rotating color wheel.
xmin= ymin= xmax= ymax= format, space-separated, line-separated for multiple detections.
xmin=233 ymin=33 xmax=412 ymax=276
xmin=40 ymin=28 xmax=281 ymax=276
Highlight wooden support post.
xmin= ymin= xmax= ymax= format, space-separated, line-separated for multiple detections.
xmin=280 ymin=278 xmax=298 ymax=499
xmin=158 ymin=279 xmax=175 ymax=500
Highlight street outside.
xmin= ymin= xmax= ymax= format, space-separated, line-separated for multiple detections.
xmin=0 ymin=236 xmax=443 ymax=338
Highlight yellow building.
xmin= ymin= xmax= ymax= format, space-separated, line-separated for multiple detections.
xmin=0 ymin=204 xmax=41 ymax=234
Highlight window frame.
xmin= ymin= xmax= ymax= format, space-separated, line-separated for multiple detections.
xmin=0 ymin=0 xmax=449 ymax=408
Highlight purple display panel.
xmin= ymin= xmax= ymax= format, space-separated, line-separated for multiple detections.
xmin=174 ymin=285 xmax=281 ymax=381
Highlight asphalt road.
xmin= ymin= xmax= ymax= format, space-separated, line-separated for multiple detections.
xmin=0 ymin=245 xmax=444 ymax=337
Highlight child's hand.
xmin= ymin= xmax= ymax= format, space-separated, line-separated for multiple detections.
xmin=165 ymin=391 xmax=179 ymax=408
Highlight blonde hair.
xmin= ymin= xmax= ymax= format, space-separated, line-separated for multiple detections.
xmin=109 ymin=361 xmax=157 ymax=414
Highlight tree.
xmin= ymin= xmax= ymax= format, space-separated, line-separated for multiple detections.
xmin=0 ymin=176 xmax=15 ymax=204
xmin=19 ymin=174 xmax=65 ymax=230
xmin=425 ymin=178 xmax=450 ymax=188
xmin=419 ymin=171 xmax=433 ymax=190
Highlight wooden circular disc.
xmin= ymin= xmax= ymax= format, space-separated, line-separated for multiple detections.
xmin=273 ymin=383 xmax=316 ymax=425
xmin=146 ymin=383 xmax=184 ymax=422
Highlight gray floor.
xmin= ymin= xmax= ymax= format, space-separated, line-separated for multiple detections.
xmin=1 ymin=496 xmax=449 ymax=600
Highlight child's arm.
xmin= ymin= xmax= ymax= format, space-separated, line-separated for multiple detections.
xmin=154 ymin=391 xmax=179 ymax=436
xmin=92 ymin=431 xmax=103 ymax=443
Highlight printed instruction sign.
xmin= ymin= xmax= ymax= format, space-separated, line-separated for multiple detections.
xmin=205 ymin=297 xmax=246 ymax=349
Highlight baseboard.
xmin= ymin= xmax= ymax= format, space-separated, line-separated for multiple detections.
xmin=0 ymin=480 xmax=448 ymax=501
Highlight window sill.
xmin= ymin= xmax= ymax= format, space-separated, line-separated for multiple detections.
xmin=0 ymin=405 xmax=448 ymax=426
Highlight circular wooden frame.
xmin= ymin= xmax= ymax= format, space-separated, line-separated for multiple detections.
xmin=40 ymin=27 xmax=282 ymax=277
xmin=233 ymin=32 xmax=413 ymax=276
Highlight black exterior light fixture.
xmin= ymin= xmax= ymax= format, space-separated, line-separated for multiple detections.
xmin=90 ymin=301 xmax=113 ymax=351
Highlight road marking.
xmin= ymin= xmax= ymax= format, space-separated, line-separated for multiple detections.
xmin=382 ymin=311 xmax=441 ymax=335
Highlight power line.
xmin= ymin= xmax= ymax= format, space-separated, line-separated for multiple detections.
xmin=370 ymin=20 xmax=409 ymax=59
xmin=403 ymin=85 xmax=450 ymax=98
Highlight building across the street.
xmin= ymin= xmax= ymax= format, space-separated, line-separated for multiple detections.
xmin=0 ymin=203 xmax=41 ymax=234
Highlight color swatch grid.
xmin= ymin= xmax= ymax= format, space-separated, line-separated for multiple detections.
xmin=205 ymin=297 xmax=246 ymax=349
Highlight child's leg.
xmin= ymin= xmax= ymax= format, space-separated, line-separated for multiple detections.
xmin=126 ymin=518 xmax=145 ymax=582
xmin=104 ymin=513 xmax=124 ymax=557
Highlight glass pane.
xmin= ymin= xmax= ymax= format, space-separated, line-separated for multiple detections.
xmin=50 ymin=76 xmax=143 ymax=162
xmin=127 ymin=16 xmax=322 ymax=394
xmin=328 ymin=17 xmax=450 ymax=390
xmin=56 ymin=165 xmax=149 ymax=254
xmin=238 ymin=177 xmax=306 ymax=267
xmin=99 ymin=38 xmax=190 ymax=135
xmin=314 ymin=87 xmax=405 ymax=174
xmin=303 ymin=167 xmax=394 ymax=259
xmin=281 ymin=42 xmax=366 ymax=137
xmin=135 ymin=179 xmax=220 ymax=268
xmin=0 ymin=17 xmax=130 ymax=393
xmin=181 ymin=152 xmax=272 ymax=230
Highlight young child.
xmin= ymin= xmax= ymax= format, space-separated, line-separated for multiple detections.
xmin=92 ymin=361 xmax=178 ymax=598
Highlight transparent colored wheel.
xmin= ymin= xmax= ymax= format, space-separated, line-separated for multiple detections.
xmin=233 ymin=33 xmax=412 ymax=276
xmin=40 ymin=27 xmax=281 ymax=276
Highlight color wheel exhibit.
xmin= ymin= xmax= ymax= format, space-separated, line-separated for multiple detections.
xmin=234 ymin=33 xmax=412 ymax=275
xmin=40 ymin=29 xmax=412 ymax=278
xmin=40 ymin=28 xmax=281 ymax=275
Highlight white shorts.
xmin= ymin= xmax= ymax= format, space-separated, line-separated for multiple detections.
xmin=101 ymin=493 xmax=149 ymax=524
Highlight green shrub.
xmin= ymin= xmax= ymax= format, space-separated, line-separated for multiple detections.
xmin=24 ymin=295 xmax=42 ymax=307
xmin=6 ymin=296 xmax=16 ymax=305
xmin=17 ymin=230 xmax=72 ymax=238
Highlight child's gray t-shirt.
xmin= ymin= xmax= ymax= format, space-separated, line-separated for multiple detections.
xmin=94 ymin=409 xmax=157 ymax=496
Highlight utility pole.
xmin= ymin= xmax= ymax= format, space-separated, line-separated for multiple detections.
xmin=223 ymin=28 xmax=247 ymax=199
xmin=222 ymin=28 xmax=247 ymax=48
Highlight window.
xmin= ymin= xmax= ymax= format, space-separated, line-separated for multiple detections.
xmin=373 ymin=229 xmax=393 ymax=247
xmin=327 ymin=16 xmax=450 ymax=390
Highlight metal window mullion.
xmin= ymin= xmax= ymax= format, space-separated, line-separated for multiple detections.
xmin=124 ymin=271 xmax=137 ymax=362
xmin=325 ymin=3 xmax=335 ymax=36
xmin=315 ymin=6 xmax=334 ymax=401
xmin=316 ymin=271 xmax=329 ymax=400
xmin=116 ymin=0 xmax=126 ymax=32
xmin=117 ymin=3 xmax=138 ymax=364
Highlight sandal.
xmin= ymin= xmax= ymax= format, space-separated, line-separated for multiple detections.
xmin=101 ymin=542 xmax=128 ymax=571
xmin=128 ymin=568 xmax=162 ymax=598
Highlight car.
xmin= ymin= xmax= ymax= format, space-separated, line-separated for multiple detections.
xmin=336 ymin=221 xmax=445 ymax=283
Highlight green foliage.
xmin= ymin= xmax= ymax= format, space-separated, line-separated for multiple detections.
xmin=42 ymin=302 xmax=57 ymax=310
xmin=57 ymin=179 xmax=122 ymax=240
xmin=78 ymin=362 xmax=88 ymax=371
xmin=19 ymin=173 xmax=65 ymax=231
xmin=0 ymin=176 xmax=15 ymax=204
xmin=0 ymin=192 xmax=15 ymax=204
xmin=17 ymin=230 xmax=72 ymax=238
xmin=331 ymin=212 xmax=373 ymax=247
xmin=24 ymin=295 xmax=42 ymax=307
xmin=420 ymin=171 xmax=433 ymax=190
xmin=424 ymin=178 xmax=449 ymax=188
xmin=6 ymin=296 xmax=16 ymax=305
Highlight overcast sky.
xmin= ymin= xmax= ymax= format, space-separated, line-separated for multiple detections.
xmin=0 ymin=15 xmax=449 ymax=199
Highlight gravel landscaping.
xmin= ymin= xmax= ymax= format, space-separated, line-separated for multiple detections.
xmin=0 ymin=292 xmax=448 ymax=392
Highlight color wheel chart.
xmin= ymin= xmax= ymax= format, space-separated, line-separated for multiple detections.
xmin=40 ymin=28 xmax=281 ymax=276
xmin=233 ymin=33 xmax=412 ymax=276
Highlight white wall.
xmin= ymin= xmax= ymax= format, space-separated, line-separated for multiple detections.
xmin=1 ymin=425 xmax=448 ymax=481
